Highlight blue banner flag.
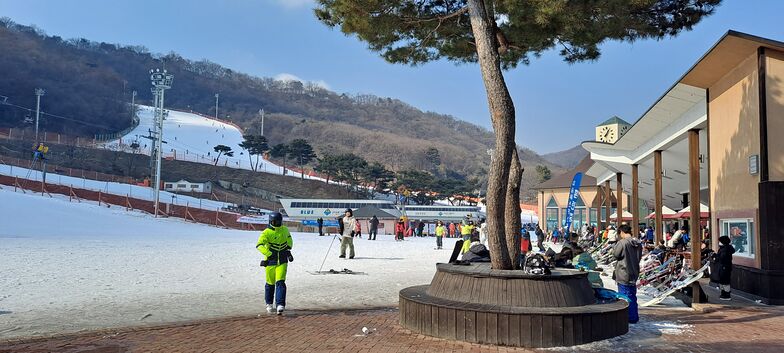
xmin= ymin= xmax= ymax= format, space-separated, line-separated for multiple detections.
xmin=564 ymin=172 xmax=583 ymax=232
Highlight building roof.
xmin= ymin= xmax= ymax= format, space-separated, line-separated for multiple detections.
xmin=165 ymin=179 xmax=212 ymax=184
xmin=533 ymin=156 xmax=597 ymax=190
xmin=352 ymin=205 xmax=398 ymax=219
xmin=598 ymin=116 xmax=630 ymax=126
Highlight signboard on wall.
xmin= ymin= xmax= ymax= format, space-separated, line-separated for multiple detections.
xmin=749 ymin=154 xmax=759 ymax=175
xmin=237 ymin=215 xmax=269 ymax=224
xmin=302 ymin=219 xmax=339 ymax=227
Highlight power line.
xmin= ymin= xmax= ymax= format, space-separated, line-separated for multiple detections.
xmin=0 ymin=94 xmax=118 ymax=131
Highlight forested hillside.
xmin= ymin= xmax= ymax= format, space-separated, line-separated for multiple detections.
xmin=0 ymin=19 xmax=563 ymax=198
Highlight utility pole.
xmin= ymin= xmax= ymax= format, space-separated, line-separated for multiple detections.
xmin=34 ymin=88 xmax=45 ymax=143
xmin=214 ymin=93 xmax=219 ymax=120
xmin=131 ymin=90 xmax=137 ymax=123
xmin=150 ymin=69 xmax=174 ymax=217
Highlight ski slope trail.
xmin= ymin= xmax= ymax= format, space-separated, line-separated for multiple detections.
xmin=102 ymin=106 xmax=321 ymax=180
xmin=0 ymin=187 xmax=455 ymax=339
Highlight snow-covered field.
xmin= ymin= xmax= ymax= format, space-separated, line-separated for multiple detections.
xmin=102 ymin=106 xmax=320 ymax=180
xmin=0 ymin=188 xmax=455 ymax=339
xmin=0 ymin=163 xmax=233 ymax=212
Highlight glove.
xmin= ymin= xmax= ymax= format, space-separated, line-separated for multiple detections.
xmin=260 ymin=259 xmax=268 ymax=267
xmin=287 ymin=253 xmax=294 ymax=262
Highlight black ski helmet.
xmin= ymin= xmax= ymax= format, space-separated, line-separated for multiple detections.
xmin=269 ymin=212 xmax=283 ymax=227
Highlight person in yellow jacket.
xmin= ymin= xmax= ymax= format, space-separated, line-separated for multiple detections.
xmin=256 ymin=212 xmax=293 ymax=315
xmin=460 ymin=217 xmax=475 ymax=241
xmin=435 ymin=221 xmax=446 ymax=250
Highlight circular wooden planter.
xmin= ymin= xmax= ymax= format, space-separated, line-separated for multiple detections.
xmin=399 ymin=263 xmax=628 ymax=348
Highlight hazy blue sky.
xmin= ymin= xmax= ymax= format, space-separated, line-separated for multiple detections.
xmin=2 ymin=0 xmax=783 ymax=154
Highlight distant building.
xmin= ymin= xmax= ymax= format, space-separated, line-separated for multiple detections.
xmin=163 ymin=179 xmax=213 ymax=193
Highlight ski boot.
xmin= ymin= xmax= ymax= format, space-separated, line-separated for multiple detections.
xmin=276 ymin=305 xmax=285 ymax=315
xmin=266 ymin=304 xmax=275 ymax=314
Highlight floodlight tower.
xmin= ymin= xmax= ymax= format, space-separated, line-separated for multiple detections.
xmin=150 ymin=68 xmax=173 ymax=217
xmin=34 ymin=88 xmax=45 ymax=142
xmin=214 ymin=93 xmax=219 ymax=120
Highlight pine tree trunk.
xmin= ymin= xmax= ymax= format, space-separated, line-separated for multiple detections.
xmin=505 ymin=148 xmax=523 ymax=269
xmin=467 ymin=0 xmax=514 ymax=269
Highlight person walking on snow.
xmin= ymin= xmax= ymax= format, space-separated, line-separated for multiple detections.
xmin=435 ymin=220 xmax=446 ymax=249
xmin=340 ymin=209 xmax=356 ymax=259
xmin=369 ymin=215 xmax=379 ymax=240
xmin=355 ymin=218 xmax=362 ymax=238
xmin=613 ymin=224 xmax=642 ymax=324
xmin=395 ymin=218 xmax=406 ymax=241
xmin=256 ymin=212 xmax=293 ymax=315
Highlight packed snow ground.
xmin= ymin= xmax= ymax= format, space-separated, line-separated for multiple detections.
xmin=0 ymin=188 xmax=684 ymax=340
xmin=0 ymin=188 xmax=457 ymax=339
xmin=0 ymin=163 xmax=233 ymax=211
xmin=102 ymin=106 xmax=320 ymax=180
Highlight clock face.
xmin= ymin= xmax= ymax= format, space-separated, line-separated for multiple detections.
xmin=598 ymin=126 xmax=616 ymax=143
xmin=619 ymin=125 xmax=630 ymax=136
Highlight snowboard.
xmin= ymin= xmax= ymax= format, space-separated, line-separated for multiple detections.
xmin=308 ymin=268 xmax=367 ymax=275
xmin=448 ymin=239 xmax=464 ymax=264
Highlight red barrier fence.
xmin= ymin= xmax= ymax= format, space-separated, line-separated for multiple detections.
xmin=0 ymin=155 xmax=137 ymax=185
xmin=0 ymin=174 xmax=262 ymax=231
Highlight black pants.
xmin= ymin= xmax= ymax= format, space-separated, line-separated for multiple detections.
xmin=369 ymin=229 xmax=377 ymax=240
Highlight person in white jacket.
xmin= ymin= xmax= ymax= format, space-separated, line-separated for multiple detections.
xmin=340 ymin=209 xmax=356 ymax=259
xmin=478 ymin=219 xmax=488 ymax=247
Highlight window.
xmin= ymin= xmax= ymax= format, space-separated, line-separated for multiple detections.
xmin=721 ymin=218 xmax=755 ymax=258
xmin=177 ymin=184 xmax=187 ymax=188
xmin=589 ymin=208 xmax=598 ymax=226
xmin=191 ymin=185 xmax=200 ymax=189
xmin=546 ymin=208 xmax=559 ymax=231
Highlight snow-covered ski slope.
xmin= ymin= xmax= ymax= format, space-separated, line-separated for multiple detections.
xmin=0 ymin=163 xmax=232 ymax=211
xmin=0 ymin=187 xmax=457 ymax=339
xmin=103 ymin=106 xmax=320 ymax=180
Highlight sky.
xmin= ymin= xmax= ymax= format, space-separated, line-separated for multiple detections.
xmin=1 ymin=0 xmax=784 ymax=154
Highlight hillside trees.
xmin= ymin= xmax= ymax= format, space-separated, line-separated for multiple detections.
xmin=287 ymin=139 xmax=317 ymax=179
xmin=238 ymin=135 xmax=269 ymax=172
xmin=213 ymin=144 xmax=233 ymax=166
xmin=316 ymin=0 xmax=721 ymax=269
xmin=269 ymin=143 xmax=291 ymax=175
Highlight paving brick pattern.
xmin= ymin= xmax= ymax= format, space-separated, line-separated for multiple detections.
xmin=1 ymin=306 xmax=783 ymax=353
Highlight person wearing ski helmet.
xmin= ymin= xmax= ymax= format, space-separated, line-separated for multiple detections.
xmin=340 ymin=208 xmax=357 ymax=259
xmin=256 ymin=211 xmax=293 ymax=315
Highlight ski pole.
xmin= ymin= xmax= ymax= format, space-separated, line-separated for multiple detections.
xmin=318 ymin=233 xmax=339 ymax=273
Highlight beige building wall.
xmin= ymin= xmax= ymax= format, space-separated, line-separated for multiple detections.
xmin=765 ymin=49 xmax=784 ymax=181
xmin=708 ymin=51 xmax=761 ymax=267
xmin=537 ymin=187 xmax=600 ymax=231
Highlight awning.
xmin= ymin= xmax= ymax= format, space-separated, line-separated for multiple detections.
xmin=645 ymin=206 xmax=678 ymax=220
xmin=675 ymin=203 xmax=709 ymax=219
xmin=609 ymin=210 xmax=634 ymax=221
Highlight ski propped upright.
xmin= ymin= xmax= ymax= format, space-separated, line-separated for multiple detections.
xmin=308 ymin=268 xmax=367 ymax=275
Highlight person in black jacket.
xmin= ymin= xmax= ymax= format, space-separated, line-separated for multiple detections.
xmin=317 ymin=217 xmax=324 ymax=236
xmin=716 ymin=235 xmax=735 ymax=300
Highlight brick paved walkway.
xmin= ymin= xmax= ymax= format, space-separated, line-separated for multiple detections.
xmin=1 ymin=306 xmax=783 ymax=353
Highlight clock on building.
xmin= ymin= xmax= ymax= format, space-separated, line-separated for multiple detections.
xmin=595 ymin=116 xmax=632 ymax=144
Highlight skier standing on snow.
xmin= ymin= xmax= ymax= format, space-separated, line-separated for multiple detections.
xmin=339 ymin=209 xmax=356 ymax=259
xmin=256 ymin=212 xmax=293 ymax=315
xmin=435 ymin=220 xmax=445 ymax=250
xmin=395 ymin=218 xmax=406 ymax=241
xmin=369 ymin=215 xmax=379 ymax=240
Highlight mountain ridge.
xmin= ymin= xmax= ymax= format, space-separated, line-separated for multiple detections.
xmin=0 ymin=18 xmax=565 ymax=200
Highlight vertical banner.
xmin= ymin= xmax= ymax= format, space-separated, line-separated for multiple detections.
xmin=564 ymin=172 xmax=583 ymax=233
